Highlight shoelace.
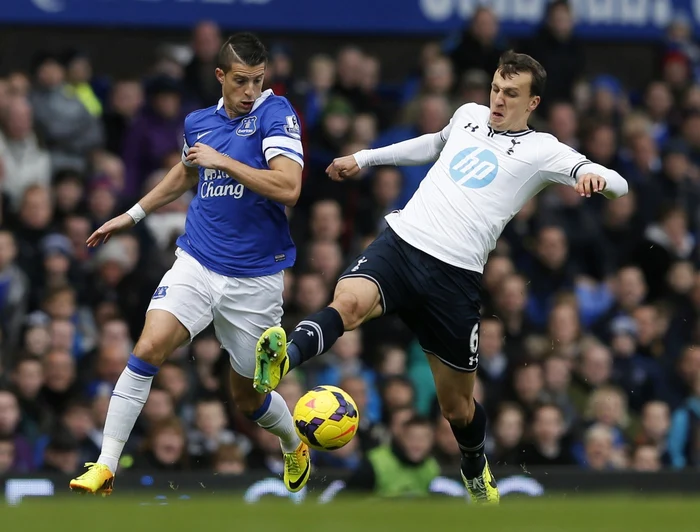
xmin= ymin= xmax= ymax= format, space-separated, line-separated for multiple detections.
xmin=285 ymin=452 xmax=302 ymax=475
xmin=76 ymin=462 xmax=99 ymax=479
xmin=467 ymin=477 xmax=489 ymax=500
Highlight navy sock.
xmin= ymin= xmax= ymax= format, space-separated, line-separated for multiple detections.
xmin=287 ymin=306 xmax=345 ymax=371
xmin=450 ymin=400 xmax=487 ymax=479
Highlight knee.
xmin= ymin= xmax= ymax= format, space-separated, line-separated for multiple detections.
xmin=231 ymin=386 xmax=266 ymax=416
xmin=440 ymin=396 xmax=475 ymax=428
xmin=331 ymin=292 xmax=365 ymax=330
xmin=132 ymin=337 xmax=169 ymax=367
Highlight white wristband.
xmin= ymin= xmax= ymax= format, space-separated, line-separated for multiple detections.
xmin=126 ymin=203 xmax=147 ymax=224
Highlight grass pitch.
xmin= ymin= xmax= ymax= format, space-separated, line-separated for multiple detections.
xmin=3 ymin=495 xmax=700 ymax=532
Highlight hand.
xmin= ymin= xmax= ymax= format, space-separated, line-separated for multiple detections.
xmin=186 ymin=142 xmax=227 ymax=169
xmin=326 ymin=155 xmax=361 ymax=182
xmin=575 ymin=173 xmax=606 ymax=197
xmin=86 ymin=213 xmax=135 ymax=247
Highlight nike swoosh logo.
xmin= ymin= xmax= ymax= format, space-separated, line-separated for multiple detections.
xmin=197 ymin=131 xmax=212 ymax=140
xmin=330 ymin=424 xmax=356 ymax=440
xmin=488 ymin=467 xmax=498 ymax=489
xmin=287 ymin=458 xmax=310 ymax=491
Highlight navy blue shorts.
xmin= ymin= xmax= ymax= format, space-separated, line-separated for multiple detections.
xmin=339 ymin=227 xmax=483 ymax=372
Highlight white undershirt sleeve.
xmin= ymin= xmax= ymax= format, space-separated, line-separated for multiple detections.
xmin=353 ymin=130 xmax=449 ymax=169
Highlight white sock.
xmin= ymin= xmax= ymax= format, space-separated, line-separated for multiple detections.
xmin=97 ymin=367 xmax=154 ymax=473
xmin=254 ymin=391 xmax=301 ymax=453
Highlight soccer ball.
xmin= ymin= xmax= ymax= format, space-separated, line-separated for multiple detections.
xmin=293 ymin=385 xmax=360 ymax=451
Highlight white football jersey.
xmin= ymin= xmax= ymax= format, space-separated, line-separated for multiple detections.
xmin=385 ymin=103 xmax=592 ymax=273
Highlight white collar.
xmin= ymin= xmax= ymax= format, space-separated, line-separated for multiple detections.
xmin=216 ymin=89 xmax=274 ymax=115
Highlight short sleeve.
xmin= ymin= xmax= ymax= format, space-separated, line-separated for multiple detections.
xmin=261 ymin=100 xmax=304 ymax=169
xmin=181 ymin=115 xmax=197 ymax=167
xmin=538 ymin=136 xmax=593 ymax=186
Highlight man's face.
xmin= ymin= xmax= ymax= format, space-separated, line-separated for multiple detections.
xmin=0 ymin=441 xmax=14 ymax=473
xmin=0 ymin=393 xmax=19 ymax=435
xmin=398 ymin=425 xmax=434 ymax=463
xmin=217 ymin=62 xmax=265 ymax=117
xmin=537 ymin=227 xmax=567 ymax=269
xmin=489 ymin=70 xmax=538 ymax=130
xmin=549 ymin=103 xmax=577 ymax=142
xmin=533 ymin=406 xmax=563 ymax=444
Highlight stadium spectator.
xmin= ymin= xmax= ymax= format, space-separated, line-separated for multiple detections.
xmin=447 ymin=7 xmax=505 ymax=77
xmin=122 ymin=76 xmax=185 ymax=199
xmin=63 ymin=50 xmax=102 ymax=117
xmin=488 ymin=402 xmax=525 ymax=465
xmin=102 ymin=80 xmax=145 ymax=156
xmin=213 ymin=443 xmax=247 ymax=475
xmin=293 ymin=54 xmax=336 ymax=130
xmin=518 ymin=403 xmax=575 ymax=467
xmin=188 ymin=397 xmax=249 ymax=469
xmin=0 ymin=96 xmax=51 ymax=211
xmin=184 ymin=21 xmax=223 ymax=107
xmin=511 ymin=362 xmax=546 ymax=419
xmin=668 ymin=370 xmax=700 ymax=468
xmin=41 ymin=349 xmax=80 ymax=417
xmin=0 ymin=390 xmax=33 ymax=472
xmin=476 ymin=317 xmax=508 ymax=405
xmin=631 ymin=444 xmax=662 ymax=472
xmin=29 ymin=52 xmax=103 ymax=173
xmin=0 ymin=434 xmax=15 ymax=475
xmin=345 ymin=416 xmax=439 ymax=496
xmin=40 ymin=428 xmax=81 ymax=474
xmin=569 ymin=342 xmax=613 ymax=414
xmin=520 ymin=0 xmax=583 ymax=113
xmin=635 ymin=401 xmax=671 ymax=465
xmin=0 ymin=230 xmax=30 ymax=354
xmin=10 ymin=356 xmax=46 ymax=442
xmin=582 ymin=424 xmax=625 ymax=470
xmin=133 ymin=416 xmax=189 ymax=470
xmin=546 ymin=101 xmax=579 ymax=149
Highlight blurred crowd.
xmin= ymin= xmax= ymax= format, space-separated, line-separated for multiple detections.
xmin=1 ymin=1 xmax=700 ymax=483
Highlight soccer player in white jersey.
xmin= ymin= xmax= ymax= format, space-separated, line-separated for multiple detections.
xmin=70 ymin=33 xmax=312 ymax=495
xmin=253 ymin=51 xmax=628 ymax=504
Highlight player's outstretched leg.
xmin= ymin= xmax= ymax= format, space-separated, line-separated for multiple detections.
xmin=230 ymin=370 xmax=310 ymax=492
xmin=70 ymin=310 xmax=189 ymax=495
xmin=426 ymin=353 xmax=499 ymax=504
xmin=254 ymin=278 xmax=382 ymax=393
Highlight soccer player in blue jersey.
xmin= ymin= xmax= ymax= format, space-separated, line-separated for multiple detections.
xmin=70 ymin=33 xmax=310 ymax=495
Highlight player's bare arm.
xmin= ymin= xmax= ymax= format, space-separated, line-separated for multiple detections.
xmin=326 ymin=127 xmax=452 ymax=182
xmin=186 ymin=142 xmax=302 ymax=206
xmin=86 ymin=162 xmax=199 ymax=247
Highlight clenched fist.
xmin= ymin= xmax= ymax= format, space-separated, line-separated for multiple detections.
xmin=326 ymin=155 xmax=361 ymax=182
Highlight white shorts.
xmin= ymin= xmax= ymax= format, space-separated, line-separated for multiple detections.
xmin=148 ymin=248 xmax=283 ymax=378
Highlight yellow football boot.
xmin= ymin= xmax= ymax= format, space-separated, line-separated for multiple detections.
xmin=283 ymin=441 xmax=311 ymax=493
xmin=462 ymin=457 xmax=500 ymax=504
xmin=70 ymin=463 xmax=114 ymax=496
xmin=254 ymin=326 xmax=290 ymax=394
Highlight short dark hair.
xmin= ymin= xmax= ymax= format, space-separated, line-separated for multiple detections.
xmin=12 ymin=355 xmax=41 ymax=372
xmin=217 ymin=33 xmax=268 ymax=72
xmin=402 ymin=415 xmax=434 ymax=431
xmin=534 ymin=402 xmax=564 ymax=419
xmin=497 ymin=50 xmax=547 ymax=97
xmin=547 ymin=0 xmax=571 ymax=18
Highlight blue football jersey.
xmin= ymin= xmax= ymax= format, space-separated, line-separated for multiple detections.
xmin=178 ymin=89 xmax=303 ymax=277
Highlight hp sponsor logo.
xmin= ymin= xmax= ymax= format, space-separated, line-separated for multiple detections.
xmin=449 ymin=147 xmax=499 ymax=189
